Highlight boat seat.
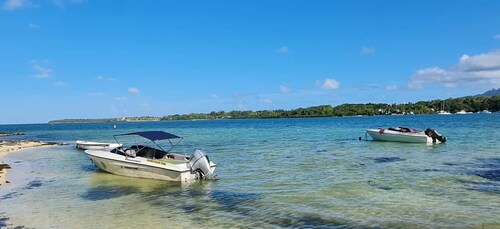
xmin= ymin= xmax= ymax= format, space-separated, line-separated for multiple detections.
xmin=124 ymin=149 xmax=137 ymax=157
xmin=163 ymin=154 xmax=175 ymax=159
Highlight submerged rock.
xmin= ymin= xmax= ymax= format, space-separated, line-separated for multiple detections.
xmin=374 ymin=157 xmax=405 ymax=163
xmin=0 ymin=132 xmax=25 ymax=137
xmin=476 ymin=169 xmax=500 ymax=181
xmin=0 ymin=164 xmax=11 ymax=170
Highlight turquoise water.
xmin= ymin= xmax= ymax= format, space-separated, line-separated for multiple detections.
xmin=1 ymin=115 xmax=499 ymax=228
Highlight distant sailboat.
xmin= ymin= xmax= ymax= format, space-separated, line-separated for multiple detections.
xmin=437 ymin=101 xmax=451 ymax=115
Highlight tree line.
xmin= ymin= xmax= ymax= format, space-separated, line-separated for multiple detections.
xmin=49 ymin=96 xmax=499 ymax=123
xmin=161 ymin=96 xmax=500 ymax=120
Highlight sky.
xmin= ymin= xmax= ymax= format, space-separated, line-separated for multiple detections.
xmin=1 ymin=0 xmax=500 ymax=124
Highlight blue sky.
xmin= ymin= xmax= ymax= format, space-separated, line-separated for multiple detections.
xmin=1 ymin=0 xmax=500 ymax=124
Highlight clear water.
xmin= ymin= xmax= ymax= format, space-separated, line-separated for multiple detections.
xmin=1 ymin=115 xmax=499 ymax=228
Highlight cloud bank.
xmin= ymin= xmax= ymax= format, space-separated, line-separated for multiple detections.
xmin=409 ymin=50 xmax=500 ymax=89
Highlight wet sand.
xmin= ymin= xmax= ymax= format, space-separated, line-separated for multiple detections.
xmin=0 ymin=140 xmax=60 ymax=187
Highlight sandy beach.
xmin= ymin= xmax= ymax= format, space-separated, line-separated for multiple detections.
xmin=0 ymin=140 xmax=61 ymax=187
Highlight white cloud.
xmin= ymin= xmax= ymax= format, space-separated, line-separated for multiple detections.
xmin=51 ymin=0 xmax=83 ymax=8
xmin=259 ymin=98 xmax=273 ymax=104
xmin=495 ymin=34 xmax=500 ymax=40
xmin=319 ymin=78 xmax=340 ymax=90
xmin=361 ymin=46 xmax=375 ymax=55
xmin=31 ymin=63 xmax=52 ymax=78
xmin=385 ymin=84 xmax=398 ymax=91
xmin=211 ymin=94 xmax=219 ymax=99
xmin=28 ymin=23 xmax=40 ymax=29
xmin=408 ymin=67 xmax=447 ymax=89
xmin=114 ymin=97 xmax=127 ymax=101
xmin=88 ymin=92 xmax=106 ymax=96
xmin=277 ymin=46 xmax=289 ymax=54
xmin=409 ymin=51 xmax=500 ymax=89
xmin=96 ymin=75 xmax=116 ymax=81
xmin=2 ymin=0 xmax=34 ymax=10
xmin=279 ymin=85 xmax=290 ymax=94
xmin=54 ymin=81 xmax=67 ymax=87
xmin=455 ymin=52 xmax=500 ymax=72
xmin=128 ymin=87 xmax=139 ymax=94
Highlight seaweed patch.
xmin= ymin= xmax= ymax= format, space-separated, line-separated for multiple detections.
xmin=80 ymin=185 xmax=139 ymax=201
xmin=26 ymin=178 xmax=44 ymax=189
xmin=1 ymin=192 xmax=22 ymax=200
xmin=374 ymin=157 xmax=405 ymax=163
xmin=475 ymin=169 xmax=500 ymax=181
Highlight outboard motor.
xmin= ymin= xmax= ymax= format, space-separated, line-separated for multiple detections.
xmin=425 ymin=128 xmax=447 ymax=143
xmin=189 ymin=149 xmax=216 ymax=179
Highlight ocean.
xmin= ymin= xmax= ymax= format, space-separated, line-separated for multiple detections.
xmin=1 ymin=114 xmax=499 ymax=228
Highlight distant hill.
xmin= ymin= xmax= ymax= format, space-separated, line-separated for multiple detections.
xmin=476 ymin=88 xmax=500 ymax=97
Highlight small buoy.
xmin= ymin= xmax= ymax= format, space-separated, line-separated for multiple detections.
xmin=113 ymin=125 xmax=117 ymax=129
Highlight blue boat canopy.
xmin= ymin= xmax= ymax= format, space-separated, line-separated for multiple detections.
xmin=115 ymin=131 xmax=182 ymax=141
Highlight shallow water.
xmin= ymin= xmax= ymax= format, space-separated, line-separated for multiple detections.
xmin=1 ymin=115 xmax=499 ymax=228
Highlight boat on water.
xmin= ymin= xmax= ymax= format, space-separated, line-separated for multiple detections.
xmin=366 ymin=127 xmax=447 ymax=143
xmin=437 ymin=110 xmax=452 ymax=115
xmin=76 ymin=140 xmax=122 ymax=150
xmin=455 ymin=110 xmax=467 ymax=115
xmin=437 ymin=101 xmax=451 ymax=115
xmin=83 ymin=131 xmax=217 ymax=182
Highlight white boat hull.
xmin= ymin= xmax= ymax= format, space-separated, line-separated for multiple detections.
xmin=366 ymin=129 xmax=435 ymax=143
xmin=84 ymin=149 xmax=217 ymax=182
xmin=76 ymin=141 xmax=122 ymax=150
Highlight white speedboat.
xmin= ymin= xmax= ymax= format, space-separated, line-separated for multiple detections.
xmin=455 ymin=110 xmax=467 ymax=114
xmin=76 ymin=140 xmax=122 ymax=150
xmin=366 ymin=127 xmax=446 ymax=144
xmin=84 ymin=131 xmax=217 ymax=182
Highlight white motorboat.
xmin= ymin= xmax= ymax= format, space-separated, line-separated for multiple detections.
xmin=83 ymin=131 xmax=217 ymax=182
xmin=455 ymin=110 xmax=467 ymax=114
xmin=437 ymin=110 xmax=451 ymax=115
xmin=76 ymin=140 xmax=122 ymax=150
xmin=366 ymin=127 xmax=446 ymax=144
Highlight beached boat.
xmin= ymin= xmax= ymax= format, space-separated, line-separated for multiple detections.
xmin=76 ymin=140 xmax=122 ymax=150
xmin=366 ymin=127 xmax=446 ymax=143
xmin=83 ymin=131 xmax=217 ymax=182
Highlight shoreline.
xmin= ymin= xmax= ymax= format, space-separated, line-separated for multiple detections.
xmin=0 ymin=140 xmax=62 ymax=187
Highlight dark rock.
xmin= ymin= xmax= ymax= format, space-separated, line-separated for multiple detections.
xmin=476 ymin=169 xmax=500 ymax=181
xmin=374 ymin=157 xmax=405 ymax=163
xmin=0 ymin=164 xmax=11 ymax=170
xmin=0 ymin=132 xmax=25 ymax=137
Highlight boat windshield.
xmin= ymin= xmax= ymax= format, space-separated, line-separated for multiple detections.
xmin=388 ymin=127 xmax=418 ymax=133
xmin=113 ymin=131 xmax=184 ymax=156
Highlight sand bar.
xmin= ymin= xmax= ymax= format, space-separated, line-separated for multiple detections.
xmin=0 ymin=140 xmax=62 ymax=187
